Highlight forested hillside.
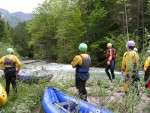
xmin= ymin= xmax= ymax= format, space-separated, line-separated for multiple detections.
xmin=0 ymin=0 xmax=150 ymax=69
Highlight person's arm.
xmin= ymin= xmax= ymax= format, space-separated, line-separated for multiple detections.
xmin=121 ymin=53 xmax=126 ymax=72
xmin=0 ymin=56 xmax=5 ymax=64
xmin=71 ymin=55 xmax=81 ymax=68
xmin=0 ymin=56 xmax=5 ymax=70
xmin=135 ymin=52 xmax=140 ymax=66
xmin=108 ymin=49 xmax=113 ymax=61
xmin=144 ymin=57 xmax=150 ymax=72
xmin=14 ymin=56 xmax=21 ymax=71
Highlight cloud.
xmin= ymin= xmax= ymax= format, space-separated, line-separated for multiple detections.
xmin=0 ymin=0 xmax=43 ymax=13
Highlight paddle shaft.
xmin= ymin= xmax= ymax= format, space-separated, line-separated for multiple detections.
xmin=54 ymin=103 xmax=71 ymax=113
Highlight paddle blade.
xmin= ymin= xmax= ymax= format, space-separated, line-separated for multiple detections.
xmin=123 ymin=83 xmax=129 ymax=92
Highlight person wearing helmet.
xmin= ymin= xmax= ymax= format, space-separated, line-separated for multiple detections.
xmin=143 ymin=50 xmax=150 ymax=89
xmin=121 ymin=41 xmax=140 ymax=93
xmin=133 ymin=48 xmax=138 ymax=52
xmin=0 ymin=48 xmax=21 ymax=95
xmin=71 ymin=43 xmax=91 ymax=101
xmin=105 ymin=43 xmax=116 ymax=82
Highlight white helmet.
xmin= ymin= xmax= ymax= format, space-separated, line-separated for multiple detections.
xmin=134 ymin=48 xmax=138 ymax=52
xmin=147 ymin=50 xmax=150 ymax=55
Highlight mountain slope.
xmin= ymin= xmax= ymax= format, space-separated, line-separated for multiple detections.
xmin=11 ymin=12 xmax=33 ymax=21
xmin=0 ymin=8 xmax=34 ymax=27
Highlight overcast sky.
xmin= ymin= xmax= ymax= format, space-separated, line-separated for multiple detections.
xmin=0 ymin=0 xmax=44 ymax=13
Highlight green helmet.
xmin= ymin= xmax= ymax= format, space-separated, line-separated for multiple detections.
xmin=7 ymin=48 xmax=14 ymax=53
xmin=79 ymin=43 xmax=87 ymax=52
xmin=147 ymin=50 xmax=150 ymax=55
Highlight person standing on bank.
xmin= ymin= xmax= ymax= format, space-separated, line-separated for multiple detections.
xmin=0 ymin=48 xmax=21 ymax=95
xmin=105 ymin=43 xmax=116 ymax=82
xmin=71 ymin=43 xmax=91 ymax=101
xmin=121 ymin=41 xmax=140 ymax=93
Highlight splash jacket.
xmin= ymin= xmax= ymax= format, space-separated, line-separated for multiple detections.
xmin=71 ymin=54 xmax=91 ymax=69
xmin=0 ymin=54 xmax=21 ymax=71
xmin=122 ymin=50 xmax=140 ymax=75
xmin=76 ymin=55 xmax=90 ymax=73
xmin=144 ymin=56 xmax=150 ymax=89
xmin=72 ymin=54 xmax=91 ymax=80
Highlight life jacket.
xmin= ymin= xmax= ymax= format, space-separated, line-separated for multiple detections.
xmin=76 ymin=55 xmax=91 ymax=73
xmin=4 ymin=57 xmax=16 ymax=69
xmin=148 ymin=80 xmax=150 ymax=90
xmin=106 ymin=48 xmax=116 ymax=59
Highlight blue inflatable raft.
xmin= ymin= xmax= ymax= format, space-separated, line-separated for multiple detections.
xmin=42 ymin=86 xmax=113 ymax=113
xmin=18 ymin=70 xmax=53 ymax=82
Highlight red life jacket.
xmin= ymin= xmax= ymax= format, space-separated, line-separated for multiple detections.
xmin=148 ymin=80 xmax=150 ymax=90
xmin=106 ymin=48 xmax=116 ymax=59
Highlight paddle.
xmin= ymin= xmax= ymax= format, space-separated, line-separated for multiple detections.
xmin=54 ymin=103 xmax=71 ymax=113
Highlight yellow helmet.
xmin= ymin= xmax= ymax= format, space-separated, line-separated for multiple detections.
xmin=107 ymin=43 xmax=112 ymax=48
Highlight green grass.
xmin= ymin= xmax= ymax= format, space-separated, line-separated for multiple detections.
xmin=0 ymin=76 xmax=150 ymax=113
xmin=0 ymin=78 xmax=48 ymax=113
xmin=0 ymin=77 xmax=76 ymax=113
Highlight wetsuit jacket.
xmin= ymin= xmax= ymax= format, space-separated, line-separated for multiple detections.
xmin=122 ymin=50 xmax=140 ymax=75
xmin=0 ymin=54 xmax=21 ymax=71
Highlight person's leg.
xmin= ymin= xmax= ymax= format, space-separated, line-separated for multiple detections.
xmin=144 ymin=67 xmax=150 ymax=89
xmin=76 ymin=78 xmax=86 ymax=100
xmin=10 ymin=73 xmax=17 ymax=93
xmin=110 ymin=60 xmax=115 ymax=79
xmin=82 ymin=80 xmax=87 ymax=101
xmin=75 ymin=77 xmax=82 ymax=98
xmin=124 ymin=74 xmax=130 ymax=94
xmin=105 ymin=64 xmax=112 ymax=82
xmin=5 ymin=75 xmax=11 ymax=95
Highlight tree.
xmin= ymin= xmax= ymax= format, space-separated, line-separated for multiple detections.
xmin=0 ymin=15 xmax=5 ymax=40
xmin=2 ymin=22 xmax=12 ymax=44
xmin=11 ymin=22 xmax=32 ymax=58
xmin=28 ymin=0 xmax=60 ymax=61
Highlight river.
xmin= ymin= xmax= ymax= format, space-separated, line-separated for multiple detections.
xmin=19 ymin=60 xmax=144 ymax=80
xmin=0 ymin=60 xmax=144 ymax=80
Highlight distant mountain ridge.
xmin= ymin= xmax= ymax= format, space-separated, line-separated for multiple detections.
xmin=0 ymin=8 xmax=34 ymax=27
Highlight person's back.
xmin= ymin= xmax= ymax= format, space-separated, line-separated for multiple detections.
xmin=122 ymin=50 xmax=140 ymax=75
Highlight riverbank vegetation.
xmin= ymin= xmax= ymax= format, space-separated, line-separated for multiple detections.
xmin=0 ymin=0 xmax=150 ymax=112
xmin=0 ymin=0 xmax=150 ymax=69
xmin=0 ymin=75 xmax=150 ymax=113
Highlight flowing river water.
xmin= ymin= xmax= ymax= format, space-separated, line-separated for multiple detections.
xmin=0 ymin=60 xmax=144 ymax=80
xmin=19 ymin=60 xmax=144 ymax=80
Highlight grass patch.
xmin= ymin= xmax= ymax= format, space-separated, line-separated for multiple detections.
xmin=0 ymin=76 xmax=150 ymax=113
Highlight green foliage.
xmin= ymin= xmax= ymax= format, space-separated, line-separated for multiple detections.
xmin=56 ymin=4 xmax=85 ymax=63
xmin=0 ymin=16 xmax=5 ymax=40
xmin=28 ymin=0 xmax=62 ymax=61
xmin=139 ymin=28 xmax=150 ymax=63
xmin=0 ymin=74 xmax=149 ymax=113
xmin=28 ymin=0 xmax=121 ymax=64
xmin=2 ymin=22 xmax=12 ymax=44
xmin=0 ymin=42 xmax=15 ymax=57
xmin=90 ymin=40 xmax=106 ymax=64
xmin=11 ymin=22 xmax=33 ymax=59
xmin=0 ymin=78 xmax=49 ymax=112
xmin=0 ymin=77 xmax=75 ymax=112
xmin=104 ymin=34 xmax=128 ymax=70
